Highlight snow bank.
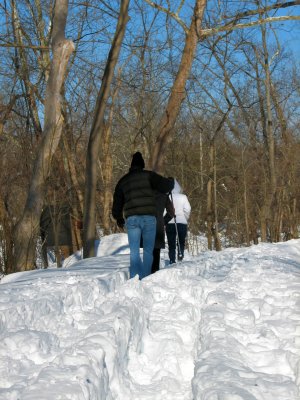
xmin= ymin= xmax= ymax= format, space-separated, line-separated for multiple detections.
xmin=0 ymin=238 xmax=299 ymax=399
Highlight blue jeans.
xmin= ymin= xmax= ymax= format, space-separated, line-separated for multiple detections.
xmin=125 ymin=215 xmax=157 ymax=279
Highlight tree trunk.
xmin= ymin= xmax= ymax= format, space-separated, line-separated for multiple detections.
xmin=100 ymin=123 xmax=113 ymax=235
xmin=151 ymin=0 xmax=207 ymax=172
xmin=13 ymin=0 xmax=74 ymax=271
xmin=83 ymin=0 xmax=130 ymax=258
xmin=10 ymin=0 xmax=43 ymax=138
xmin=243 ymin=176 xmax=250 ymax=246
xmin=206 ymin=178 xmax=213 ymax=251
xmin=213 ymin=145 xmax=222 ymax=251
xmin=62 ymin=134 xmax=84 ymax=251
xmin=291 ymin=198 xmax=298 ymax=238
xmin=0 ymin=197 xmax=14 ymax=274
xmin=206 ymin=143 xmax=214 ymax=250
xmin=261 ymin=22 xmax=277 ymax=242
xmin=99 ymin=74 xmax=121 ymax=235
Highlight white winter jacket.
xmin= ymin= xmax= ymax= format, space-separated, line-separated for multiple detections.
xmin=168 ymin=180 xmax=191 ymax=224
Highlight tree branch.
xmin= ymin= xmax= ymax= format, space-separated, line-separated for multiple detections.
xmin=200 ymin=15 xmax=300 ymax=38
xmin=143 ymin=0 xmax=189 ymax=33
xmin=222 ymin=1 xmax=300 ymax=22
xmin=0 ymin=41 xmax=49 ymax=50
xmin=144 ymin=0 xmax=300 ymax=39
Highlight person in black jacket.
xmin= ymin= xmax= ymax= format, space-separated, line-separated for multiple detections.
xmin=112 ymin=152 xmax=174 ymax=280
xmin=151 ymin=192 xmax=175 ymax=274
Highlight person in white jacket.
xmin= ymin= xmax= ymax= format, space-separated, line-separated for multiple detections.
xmin=166 ymin=179 xmax=191 ymax=263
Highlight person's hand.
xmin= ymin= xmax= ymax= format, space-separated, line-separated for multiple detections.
xmin=117 ymin=218 xmax=125 ymax=229
xmin=164 ymin=213 xmax=173 ymax=225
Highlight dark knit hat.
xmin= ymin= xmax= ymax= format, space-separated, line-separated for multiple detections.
xmin=131 ymin=151 xmax=145 ymax=168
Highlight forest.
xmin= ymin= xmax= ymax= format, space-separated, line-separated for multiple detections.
xmin=0 ymin=0 xmax=300 ymax=274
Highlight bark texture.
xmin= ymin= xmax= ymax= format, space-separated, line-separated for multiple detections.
xmin=150 ymin=0 xmax=207 ymax=173
xmin=13 ymin=0 xmax=74 ymax=271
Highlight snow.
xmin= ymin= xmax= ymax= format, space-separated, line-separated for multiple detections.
xmin=0 ymin=234 xmax=300 ymax=400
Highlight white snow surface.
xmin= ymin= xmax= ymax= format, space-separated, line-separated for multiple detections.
xmin=1 ymin=234 xmax=300 ymax=400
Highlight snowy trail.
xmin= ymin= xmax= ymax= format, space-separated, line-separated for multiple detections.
xmin=192 ymin=249 xmax=300 ymax=400
xmin=110 ymin=244 xmax=300 ymax=400
xmin=1 ymin=238 xmax=300 ymax=400
xmin=121 ymin=268 xmax=203 ymax=400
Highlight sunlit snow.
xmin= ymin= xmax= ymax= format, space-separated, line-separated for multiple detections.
xmin=0 ymin=234 xmax=299 ymax=400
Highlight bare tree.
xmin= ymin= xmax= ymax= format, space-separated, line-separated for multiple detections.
xmin=148 ymin=0 xmax=300 ymax=172
xmin=83 ymin=0 xmax=130 ymax=258
xmin=150 ymin=0 xmax=207 ymax=172
xmin=13 ymin=0 xmax=74 ymax=271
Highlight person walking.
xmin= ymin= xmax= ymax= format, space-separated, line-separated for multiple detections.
xmin=150 ymin=192 xmax=175 ymax=274
xmin=112 ymin=152 xmax=174 ymax=279
xmin=166 ymin=179 xmax=191 ymax=264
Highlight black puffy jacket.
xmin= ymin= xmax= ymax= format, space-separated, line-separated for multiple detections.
xmin=153 ymin=192 xmax=175 ymax=249
xmin=112 ymin=167 xmax=174 ymax=220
